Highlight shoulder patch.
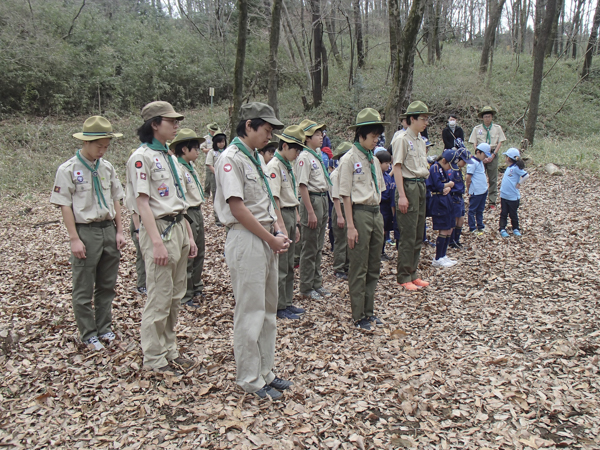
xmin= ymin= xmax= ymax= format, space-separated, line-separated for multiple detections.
xmin=223 ymin=163 xmax=232 ymax=172
xmin=270 ymin=173 xmax=276 ymax=179
xmin=299 ymin=160 xmax=304 ymax=166
xmin=53 ymin=186 xmax=61 ymax=193
xmin=135 ymin=161 xmax=143 ymax=169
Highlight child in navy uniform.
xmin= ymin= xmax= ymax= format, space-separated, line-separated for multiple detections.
xmin=427 ymin=150 xmax=457 ymax=268
xmin=466 ymin=143 xmax=491 ymax=234
xmin=448 ymin=147 xmax=473 ymax=248
xmin=376 ymin=151 xmax=398 ymax=260
xmin=499 ymin=148 xmax=529 ymax=237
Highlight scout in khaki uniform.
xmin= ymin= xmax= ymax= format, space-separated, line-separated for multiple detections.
xmin=170 ymin=129 xmax=207 ymax=307
xmin=50 ymin=116 xmax=126 ymax=351
xmin=338 ymin=110 xmax=387 ymax=331
xmin=205 ymin=131 xmax=228 ymax=226
xmin=329 ymin=142 xmax=353 ymax=280
xmin=201 ymin=123 xmax=221 ymax=199
xmin=128 ymin=101 xmax=198 ymax=374
xmin=259 ymin=141 xmax=277 ymax=168
xmin=296 ymin=119 xmax=332 ymax=300
xmin=392 ymin=101 xmax=433 ymax=291
xmin=215 ymin=102 xmax=293 ymax=400
xmin=468 ymin=106 xmax=506 ymax=210
xmin=266 ymin=127 xmax=305 ymax=320
xmin=125 ymin=148 xmax=147 ymax=295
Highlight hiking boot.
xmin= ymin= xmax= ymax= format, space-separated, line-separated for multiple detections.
xmin=277 ymin=309 xmax=300 ymax=320
xmin=84 ymin=336 xmax=105 ymax=351
xmin=412 ymin=278 xmax=430 ymax=288
xmin=156 ymin=365 xmax=182 ymax=376
xmin=287 ymin=305 xmax=305 ymax=314
xmin=136 ymin=287 xmax=147 ymax=295
xmin=334 ymin=272 xmax=348 ymax=280
xmin=254 ymin=385 xmax=282 ymax=400
xmin=171 ymin=357 xmax=195 ymax=370
xmin=269 ymin=377 xmax=293 ymax=390
xmin=513 ymin=229 xmax=522 ymax=237
xmin=315 ymin=287 xmax=332 ymax=298
xmin=400 ymin=282 xmax=419 ymax=291
xmin=300 ymin=290 xmax=323 ymax=300
xmin=98 ymin=331 xmax=116 ymax=342
xmin=355 ymin=318 xmax=372 ymax=331
xmin=367 ymin=316 xmax=383 ymax=325
xmin=500 ymin=229 xmax=510 ymax=238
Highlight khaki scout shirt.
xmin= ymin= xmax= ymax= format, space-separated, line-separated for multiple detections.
xmin=468 ymin=124 xmax=506 ymax=150
xmin=266 ymin=156 xmax=299 ymax=208
xmin=390 ymin=128 xmax=407 ymax=146
xmin=51 ymin=154 xmax=124 ymax=223
xmin=295 ymin=149 xmax=329 ymax=193
xmin=214 ymin=141 xmax=277 ymax=227
xmin=338 ymin=145 xmax=386 ymax=206
xmin=200 ymin=134 xmax=212 ymax=152
xmin=205 ymin=148 xmax=223 ymax=167
xmin=175 ymin=159 xmax=204 ymax=208
xmin=127 ymin=144 xmax=189 ymax=219
xmin=124 ymin=149 xmax=139 ymax=214
xmin=392 ymin=128 xmax=430 ymax=179
xmin=330 ymin=167 xmax=341 ymax=200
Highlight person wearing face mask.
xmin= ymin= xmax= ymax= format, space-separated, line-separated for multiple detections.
xmin=442 ymin=115 xmax=464 ymax=150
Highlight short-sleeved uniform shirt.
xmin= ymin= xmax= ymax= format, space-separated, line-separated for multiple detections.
xmin=175 ymin=159 xmax=205 ymax=208
xmin=124 ymin=149 xmax=139 ymax=214
xmin=390 ymin=128 xmax=407 ymax=146
xmin=466 ymin=157 xmax=488 ymax=196
xmin=214 ymin=141 xmax=277 ymax=227
xmin=500 ymin=164 xmax=528 ymax=201
xmin=468 ymin=124 xmax=506 ymax=150
xmin=51 ymin=153 xmax=124 ymax=223
xmin=126 ymin=144 xmax=189 ymax=219
xmin=295 ymin=149 xmax=329 ymax=193
xmin=391 ymin=128 xmax=430 ymax=179
xmin=200 ymin=134 xmax=213 ymax=153
xmin=329 ymin=167 xmax=341 ymax=200
xmin=338 ymin=145 xmax=386 ymax=206
xmin=265 ymin=156 xmax=299 ymax=208
xmin=205 ymin=148 xmax=223 ymax=167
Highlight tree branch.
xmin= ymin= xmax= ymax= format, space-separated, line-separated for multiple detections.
xmin=177 ymin=0 xmax=206 ymax=38
xmin=62 ymin=0 xmax=86 ymax=40
xmin=551 ymin=73 xmax=588 ymax=118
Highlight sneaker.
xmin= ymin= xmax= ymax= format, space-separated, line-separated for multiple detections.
xmin=500 ymin=229 xmax=510 ymax=238
xmin=156 ymin=364 xmax=182 ymax=376
xmin=513 ymin=230 xmax=522 ymax=237
xmin=98 ymin=331 xmax=116 ymax=342
xmin=136 ymin=287 xmax=147 ymax=295
xmin=254 ymin=385 xmax=282 ymax=400
xmin=367 ymin=316 xmax=383 ymax=325
xmin=335 ymin=272 xmax=348 ymax=280
xmin=269 ymin=377 xmax=293 ymax=390
xmin=183 ymin=299 xmax=200 ymax=308
xmin=412 ymin=278 xmax=429 ymax=288
xmin=400 ymin=282 xmax=419 ymax=291
xmin=432 ymin=257 xmax=454 ymax=268
xmin=277 ymin=309 xmax=300 ymax=320
xmin=315 ymin=287 xmax=332 ymax=298
xmin=381 ymin=253 xmax=391 ymax=261
xmin=489 ymin=204 xmax=497 ymax=211
xmin=84 ymin=336 xmax=105 ymax=351
xmin=441 ymin=256 xmax=458 ymax=266
xmin=287 ymin=305 xmax=305 ymax=314
xmin=300 ymin=290 xmax=323 ymax=300
xmin=355 ymin=318 xmax=372 ymax=331
xmin=423 ymin=239 xmax=436 ymax=247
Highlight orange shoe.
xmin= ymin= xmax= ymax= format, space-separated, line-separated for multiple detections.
xmin=400 ymin=282 xmax=419 ymax=291
xmin=412 ymin=278 xmax=429 ymax=288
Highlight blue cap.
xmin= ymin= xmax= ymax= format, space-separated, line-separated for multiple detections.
xmin=455 ymin=137 xmax=466 ymax=149
xmin=421 ymin=137 xmax=433 ymax=147
xmin=503 ymin=147 xmax=520 ymax=159
xmin=374 ymin=146 xmax=387 ymax=155
xmin=443 ymin=148 xmax=475 ymax=169
xmin=457 ymin=148 xmax=475 ymax=165
xmin=476 ymin=142 xmax=492 ymax=157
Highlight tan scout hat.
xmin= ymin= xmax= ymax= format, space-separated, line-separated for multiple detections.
xmin=404 ymin=101 xmax=433 ymax=116
xmin=207 ymin=122 xmax=221 ymax=132
xmin=73 ymin=116 xmax=123 ymax=141
xmin=348 ymin=108 xmax=390 ymax=130
xmin=239 ymin=102 xmax=284 ymax=129
xmin=478 ymin=105 xmax=497 ymax=118
xmin=168 ymin=128 xmax=206 ymax=150
xmin=299 ymin=119 xmax=326 ymax=137
xmin=275 ymin=125 xmax=311 ymax=150
xmin=332 ymin=141 xmax=353 ymax=159
xmin=141 ymin=101 xmax=184 ymax=121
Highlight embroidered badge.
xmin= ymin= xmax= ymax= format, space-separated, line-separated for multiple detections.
xmin=135 ymin=161 xmax=143 ymax=169
xmin=77 ymin=176 xmax=84 ymax=183
xmin=270 ymin=173 xmax=276 ymax=179
xmin=223 ymin=163 xmax=232 ymax=172
xmin=298 ymin=160 xmax=304 ymax=167
xmin=154 ymin=157 xmax=163 ymax=170
xmin=140 ymin=173 xmax=147 ymax=180
xmin=281 ymin=169 xmax=287 ymax=181
xmin=478 ymin=129 xmax=483 ymax=135
xmin=408 ymin=141 xmax=414 ymax=150
xmin=354 ymin=162 xmax=363 ymax=174
xmin=311 ymin=159 xmax=318 ymax=169
xmin=186 ymin=173 xmax=192 ymax=183
xmin=158 ymin=183 xmax=169 ymax=197
xmin=54 ymin=186 xmax=61 ymax=193
xmin=74 ymin=170 xmax=82 ymax=177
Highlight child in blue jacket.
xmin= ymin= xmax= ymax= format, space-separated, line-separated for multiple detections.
xmin=447 ymin=147 xmax=474 ymax=248
xmin=499 ymin=148 xmax=529 ymax=237
xmin=376 ymin=151 xmax=398 ymax=260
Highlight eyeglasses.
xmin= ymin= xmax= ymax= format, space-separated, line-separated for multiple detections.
xmin=163 ymin=118 xmax=180 ymax=126
xmin=418 ymin=117 xmax=429 ymax=122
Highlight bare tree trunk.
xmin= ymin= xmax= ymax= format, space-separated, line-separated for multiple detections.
xmin=322 ymin=37 xmax=329 ymax=89
xmin=283 ymin=1 xmax=312 ymax=95
xmin=325 ymin=16 xmax=343 ymax=66
xmin=268 ymin=0 xmax=283 ymax=117
xmin=525 ymin=0 xmax=558 ymax=144
xmin=354 ymin=0 xmax=365 ymax=68
xmin=388 ymin=0 xmax=401 ymax=71
xmin=365 ymin=0 xmax=369 ymax=59
xmin=434 ymin=0 xmax=442 ymax=60
xmin=479 ymin=0 xmax=507 ymax=73
xmin=231 ymin=0 xmax=248 ymax=139
xmin=519 ymin=0 xmax=528 ymax=52
xmin=546 ymin=0 xmax=562 ymax=56
xmin=311 ymin=0 xmax=323 ymax=107
xmin=569 ymin=0 xmax=585 ymax=58
xmin=582 ymin=0 xmax=600 ymax=78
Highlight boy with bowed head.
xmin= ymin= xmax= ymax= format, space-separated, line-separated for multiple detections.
xmin=214 ymin=102 xmax=293 ymax=400
xmin=51 ymin=116 xmax=125 ymax=351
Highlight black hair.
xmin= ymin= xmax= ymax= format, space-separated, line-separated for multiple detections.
xmin=174 ymin=140 xmax=200 ymax=157
xmin=212 ymin=134 xmax=228 ymax=152
xmin=449 ymin=114 xmax=457 ymax=120
xmin=509 ymin=156 xmax=525 ymax=170
xmin=259 ymin=144 xmax=277 ymax=154
xmin=375 ymin=151 xmax=391 ymax=163
xmin=137 ymin=117 xmax=162 ymax=144
xmin=353 ymin=124 xmax=385 ymax=143
xmin=278 ymin=141 xmax=303 ymax=152
xmin=386 ymin=145 xmax=393 ymax=156
xmin=405 ymin=114 xmax=419 ymax=126
xmin=236 ymin=118 xmax=268 ymax=138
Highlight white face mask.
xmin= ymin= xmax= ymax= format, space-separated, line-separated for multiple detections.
xmin=448 ymin=120 xmax=456 ymax=127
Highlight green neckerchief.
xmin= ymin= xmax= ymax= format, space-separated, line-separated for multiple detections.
xmin=76 ymin=150 xmax=108 ymax=209
xmin=231 ymin=137 xmax=277 ymax=209
xmin=177 ymin=157 xmax=205 ymax=201
xmin=274 ymin=151 xmax=297 ymax=197
xmin=304 ymin=147 xmax=332 ymax=186
xmin=482 ymin=122 xmax=493 ymax=145
xmin=354 ymin=142 xmax=380 ymax=194
xmin=148 ymin=138 xmax=186 ymax=201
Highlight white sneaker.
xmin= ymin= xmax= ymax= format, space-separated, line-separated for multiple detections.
xmin=84 ymin=336 xmax=105 ymax=351
xmin=432 ymin=257 xmax=453 ymax=268
xmin=99 ymin=332 xmax=116 ymax=342
xmin=440 ymin=256 xmax=458 ymax=266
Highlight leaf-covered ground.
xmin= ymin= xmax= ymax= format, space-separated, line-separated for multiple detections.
xmin=0 ymin=168 xmax=599 ymax=449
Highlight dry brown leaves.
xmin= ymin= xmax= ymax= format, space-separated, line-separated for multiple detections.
xmin=0 ymin=168 xmax=599 ymax=449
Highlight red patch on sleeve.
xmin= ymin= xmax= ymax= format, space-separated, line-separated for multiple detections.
xmin=298 ymin=160 xmax=304 ymax=166
xmin=135 ymin=161 xmax=143 ymax=169
xmin=140 ymin=173 xmax=147 ymax=180
xmin=53 ymin=186 xmax=61 ymax=193
xmin=223 ymin=163 xmax=232 ymax=172
xmin=270 ymin=173 xmax=276 ymax=179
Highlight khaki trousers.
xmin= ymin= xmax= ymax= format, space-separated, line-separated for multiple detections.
xmin=484 ymin=154 xmax=499 ymax=205
xmin=225 ymin=228 xmax=277 ymax=393
xmin=396 ymin=181 xmax=426 ymax=284
xmin=278 ymin=208 xmax=296 ymax=310
xmin=348 ymin=206 xmax=384 ymax=322
xmin=129 ymin=218 xmax=146 ymax=289
xmin=71 ymin=223 xmax=120 ymax=341
xmin=299 ymin=194 xmax=328 ymax=293
xmin=140 ymin=219 xmax=190 ymax=369
xmin=182 ymin=207 xmax=205 ymax=303
xmin=331 ymin=205 xmax=349 ymax=274
xmin=204 ymin=167 xmax=215 ymax=198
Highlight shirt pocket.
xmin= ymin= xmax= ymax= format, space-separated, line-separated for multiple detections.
xmin=151 ymin=171 xmax=170 ymax=184
xmin=245 ymin=172 xmax=263 ymax=199
xmin=73 ymin=183 xmax=93 ymax=210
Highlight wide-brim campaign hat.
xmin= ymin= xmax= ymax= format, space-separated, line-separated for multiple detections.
xmin=73 ymin=116 xmax=123 ymax=141
xmin=207 ymin=122 xmax=221 ymax=133
xmin=168 ymin=128 xmax=206 ymax=150
xmin=275 ymin=126 xmax=311 ymax=151
xmin=404 ymin=101 xmax=433 ymax=117
xmin=239 ymin=102 xmax=284 ymax=129
xmin=299 ymin=119 xmax=326 ymax=137
xmin=332 ymin=141 xmax=353 ymax=159
xmin=477 ymin=105 xmax=497 ymax=118
xmin=141 ymin=101 xmax=184 ymax=121
xmin=348 ymin=108 xmax=390 ymax=130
